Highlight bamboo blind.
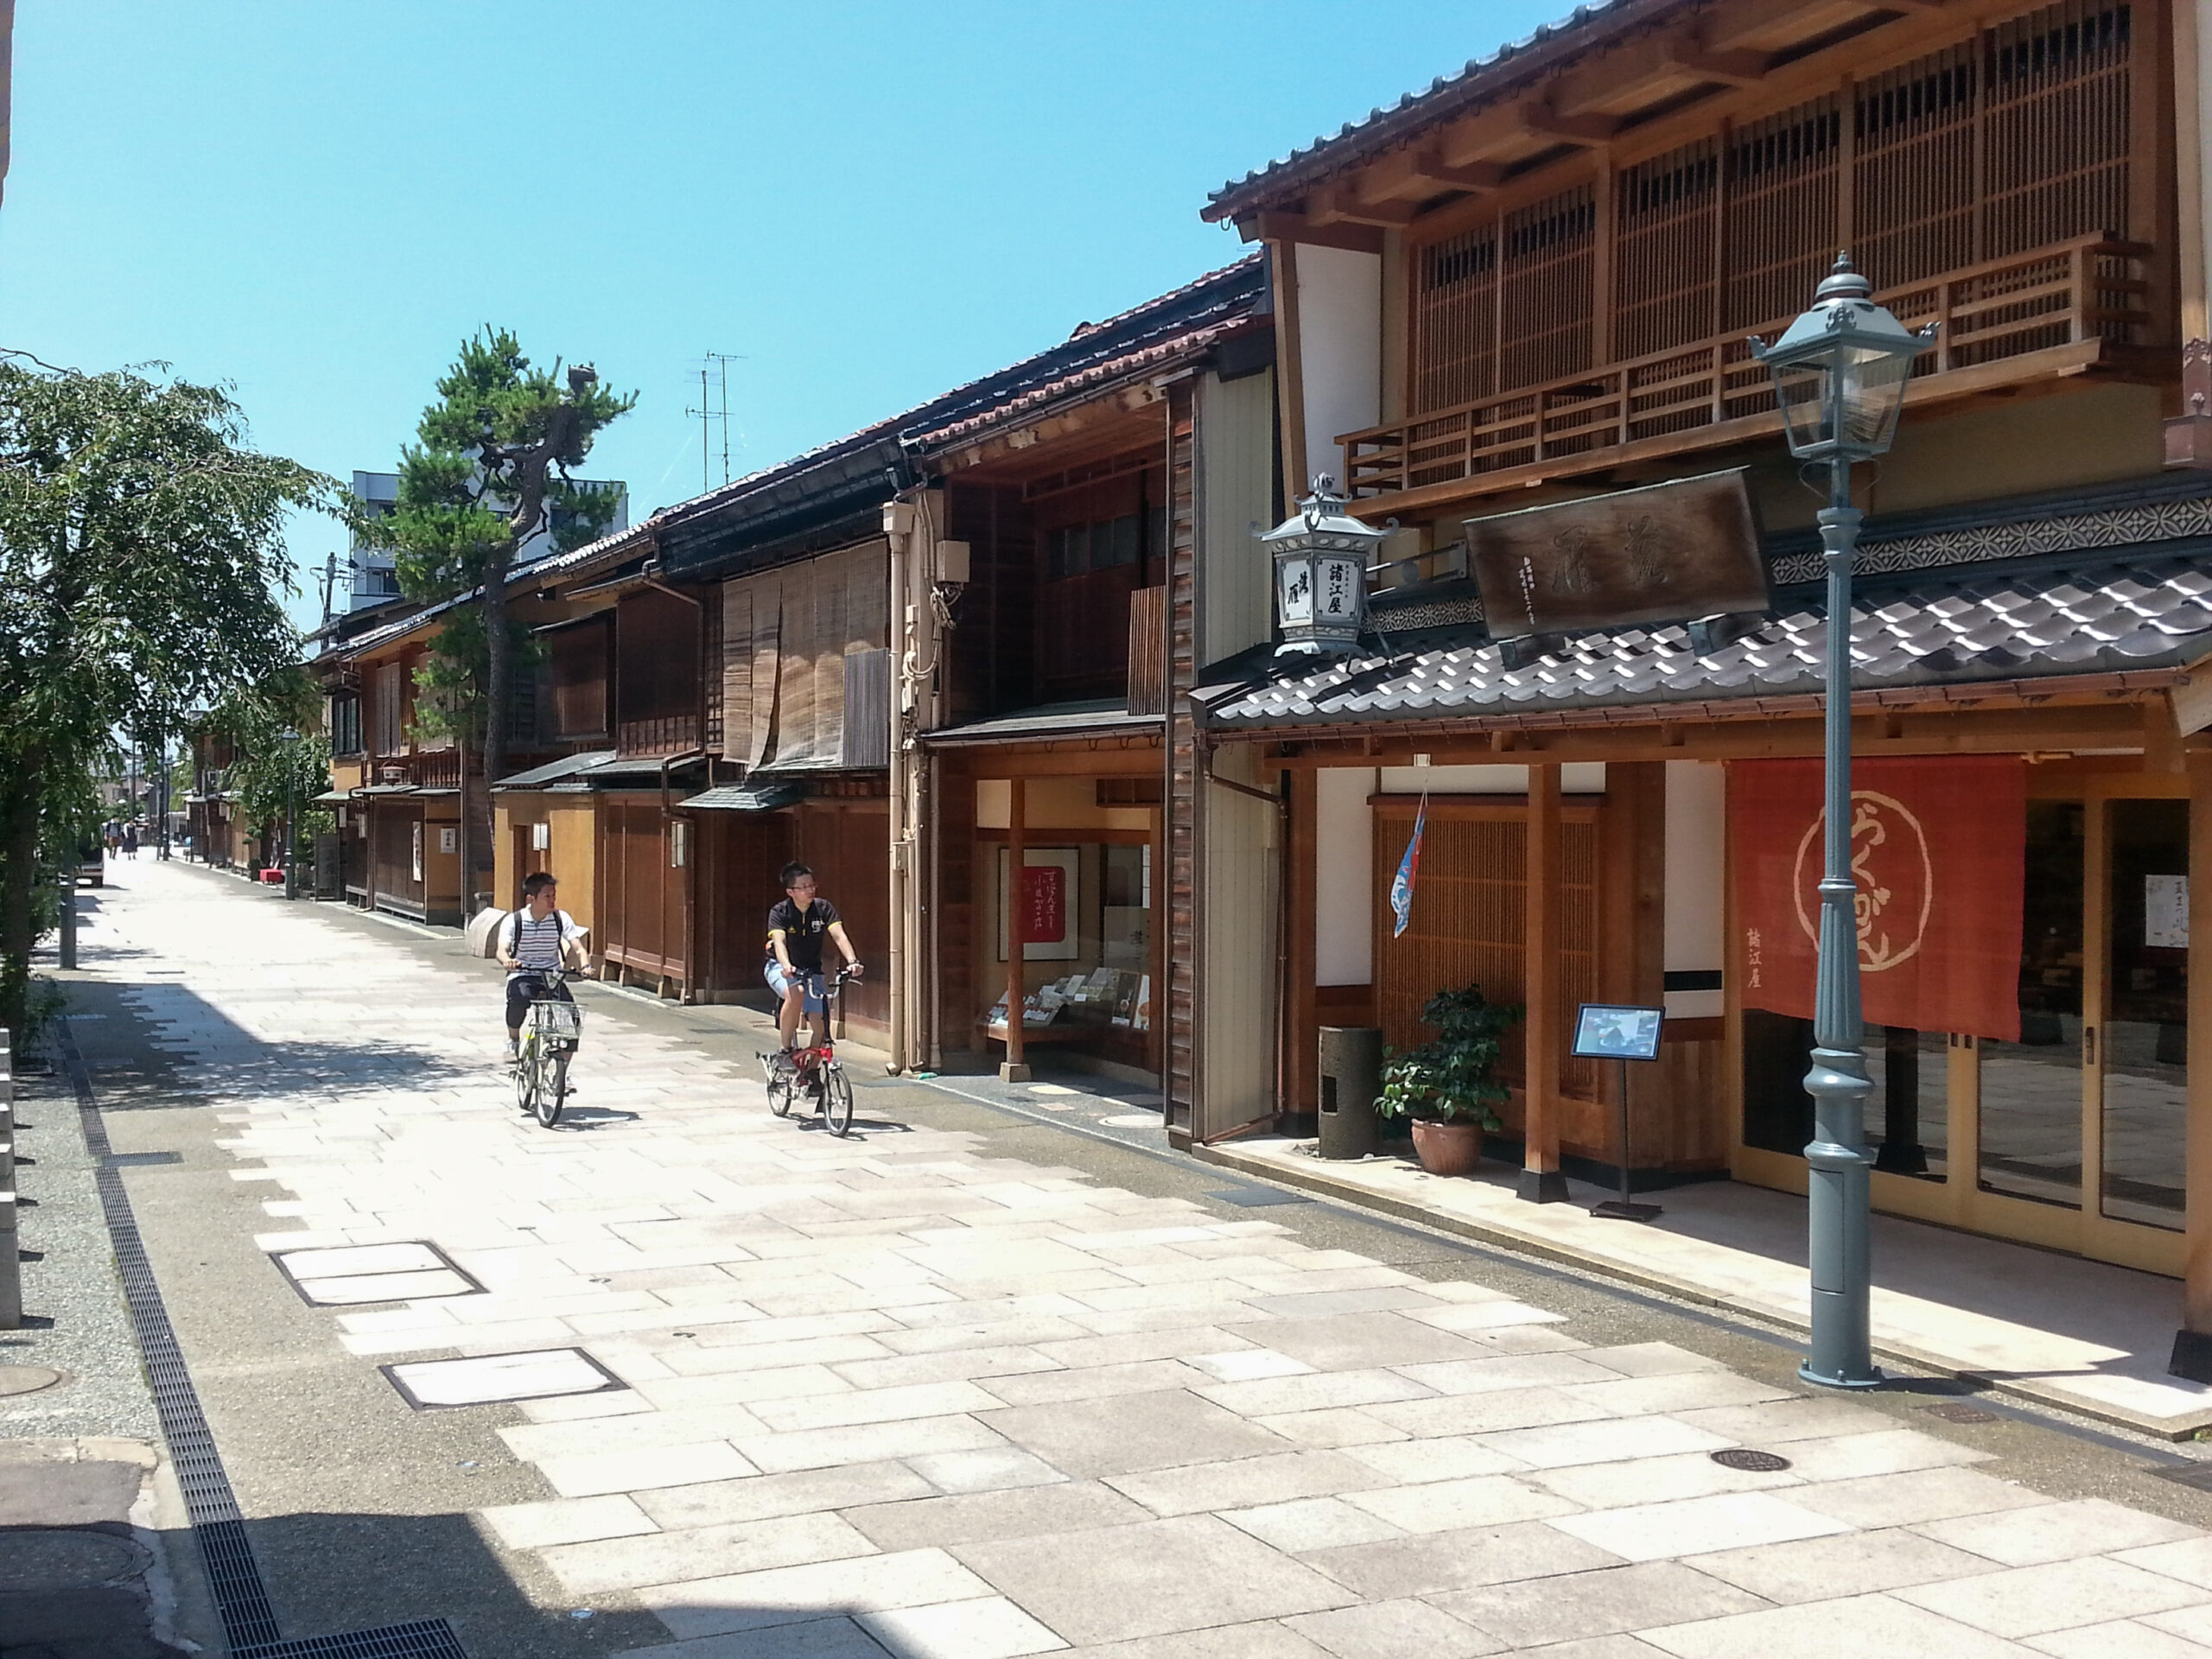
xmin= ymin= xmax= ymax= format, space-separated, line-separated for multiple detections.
xmin=1373 ymin=808 xmax=1602 ymax=1100
xmin=1408 ymin=0 xmax=2136 ymax=410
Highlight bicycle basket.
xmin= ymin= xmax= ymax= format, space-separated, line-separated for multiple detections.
xmin=530 ymin=999 xmax=585 ymax=1044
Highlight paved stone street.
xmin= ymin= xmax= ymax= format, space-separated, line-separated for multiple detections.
xmin=28 ymin=859 xmax=2212 ymax=1656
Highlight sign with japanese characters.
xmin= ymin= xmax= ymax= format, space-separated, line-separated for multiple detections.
xmin=1728 ymin=757 xmax=2026 ymax=1040
xmin=1465 ymin=469 xmax=1769 ymax=639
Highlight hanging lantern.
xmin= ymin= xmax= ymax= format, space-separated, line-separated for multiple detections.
xmin=1749 ymin=253 xmax=1937 ymax=464
xmin=1262 ymin=474 xmax=1385 ymax=656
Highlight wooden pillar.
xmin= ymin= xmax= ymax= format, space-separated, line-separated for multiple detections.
xmin=1522 ymin=762 xmax=1569 ymax=1202
xmin=2174 ymin=751 xmax=2212 ymax=1376
xmin=1001 ymin=776 xmax=1030 ymax=1082
xmin=1284 ymin=769 xmax=1319 ymax=1122
xmin=1268 ymin=240 xmax=1309 ymax=499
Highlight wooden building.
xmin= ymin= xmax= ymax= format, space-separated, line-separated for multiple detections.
xmin=1192 ymin=0 xmax=2212 ymax=1367
xmin=887 ymin=261 xmax=1276 ymax=1086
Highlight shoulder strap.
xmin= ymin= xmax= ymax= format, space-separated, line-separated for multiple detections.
xmin=510 ymin=908 xmax=524 ymax=952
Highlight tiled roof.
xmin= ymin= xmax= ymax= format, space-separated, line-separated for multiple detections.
xmin=489 ymin=750 xmax=616 ymax=791
xmin=1205 ymin=1 xmax=1648 ymax=222
xmin=652 ymin=257 xmax=1268 ymax=534
xmin=1199 ymin=553 xmax=2212 ymax=731
xmin=923 ymin=700 xmax=1162 ymax=746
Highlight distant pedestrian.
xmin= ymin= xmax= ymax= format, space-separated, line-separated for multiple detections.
xmin=124 ymin=823 xmax=140 ymax=859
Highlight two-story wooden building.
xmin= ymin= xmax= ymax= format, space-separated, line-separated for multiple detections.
xmin=893 ymin=260 xmax=1275 ymax=1088
xmin=1189 ymin=0 xmax=2212 ymax=1363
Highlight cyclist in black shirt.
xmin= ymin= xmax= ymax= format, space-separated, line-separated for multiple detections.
xmin=766 ymin=861 xmax=862 ymax=1058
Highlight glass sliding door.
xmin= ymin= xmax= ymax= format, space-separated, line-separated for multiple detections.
xmin=2100 ymin=798 xmax=2187 ymax=1230
xmin=1977 ymin=800 xmax=2086 ymax=1210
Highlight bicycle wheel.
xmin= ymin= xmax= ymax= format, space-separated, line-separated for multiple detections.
xmin=512 ymin=1041 xmax=539 ymax=1116
xmin=537 ymin=1049 xmax=569 ymax=1128
xmin=823 ymin=1064 xmax=854 ymax=1137
xmin=767 ymin=1065 xmax=794 ymax=1117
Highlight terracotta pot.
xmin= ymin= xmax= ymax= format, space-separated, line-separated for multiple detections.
xmin=1410 ymin=1117 xmax=1484 ymax=1177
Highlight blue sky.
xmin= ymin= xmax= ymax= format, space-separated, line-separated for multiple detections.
xmin=3 ymin=2 xmax=1560 ymax=627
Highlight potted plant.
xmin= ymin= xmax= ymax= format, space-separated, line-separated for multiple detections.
xmin=1377 ymin=983 xmax=1522 ymax=1177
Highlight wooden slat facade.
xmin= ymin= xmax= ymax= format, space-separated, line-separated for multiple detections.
xmin=1363 ymin=0 xmax=2163 ymax=503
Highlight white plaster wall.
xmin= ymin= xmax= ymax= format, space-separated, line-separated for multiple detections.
xmin=1198 ymin=366 xmax=1281 ymax=665
xmin=1664 ymin=760 xmax=1726 ymax=1018
xmin=1377 ymin=763 xmax=1607 ymax=794
xmin=1297 ymin=245 xmax=1382 ymax=490
xmin=1315 ymin=767 xmax=1376 ymax=985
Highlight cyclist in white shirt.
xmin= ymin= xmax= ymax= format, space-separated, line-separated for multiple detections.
xmin=498 ymin=872 xmax=588 ymax=1065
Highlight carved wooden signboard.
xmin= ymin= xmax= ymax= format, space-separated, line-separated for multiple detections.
xmin=1465 ymin=469 xmax=1769 ymax=639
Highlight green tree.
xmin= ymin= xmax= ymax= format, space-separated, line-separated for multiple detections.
xmin=376 ymin=329 xmax=632 ymax=893
xmin=0 ymin=354 xmax=330 ymax=1035
xmin=201 ymin=666 xmax=333 ymax=869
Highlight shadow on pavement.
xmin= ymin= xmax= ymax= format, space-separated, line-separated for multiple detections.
xmin=56 ymin=976 xmax=479 ymax=1113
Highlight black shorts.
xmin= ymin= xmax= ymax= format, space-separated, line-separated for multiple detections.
xmin=505 ymin=974 xmax=573 ymax=1030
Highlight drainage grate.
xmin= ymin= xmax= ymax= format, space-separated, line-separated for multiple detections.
xmin=104 ymin=1150 xmax=183 ymax=1167
xmin=236 ymin=1618 xmax=472 ymax=1659
xmin=1208 ymin=1186 xmax=1313 ymax=1208
xmin=1920 ymin=1402 xmax=1999 ymax=1424
xmin=60 ymin=1023 xmax=472 ymax=1659
xmin=1710 ymin=1448 xmax=1793 ymax=1472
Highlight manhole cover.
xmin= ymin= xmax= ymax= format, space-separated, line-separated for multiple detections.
xmin=1921 ymin=1402 xmax=1999 ymax=1424
xmin=0 ymin=1529 xmax=149 ymax=1592
xmin=1710 ymin=1448 xmax=1793 ymax=1472
xmin=0 ymin=1365 xmax=63 ymax=1397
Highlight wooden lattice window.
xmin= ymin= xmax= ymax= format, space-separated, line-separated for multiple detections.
xmin=1498 ymin=185 xmax=1596 ymax=394
xmin=1724 ymin=97 xmax=1841 ymax=332
xmin=1616 ymin=139 xmax=1719 ymax=360
xmin=1413 ymin=225 xmax=1498 ymax=412
xmin=1855 ymin=41 xmax=1980 ymax=289
xmin=1371 ymin=803 xmax=1603 ymax=1103
xmin=1981 ymin=0 xmax=2132 ymax=257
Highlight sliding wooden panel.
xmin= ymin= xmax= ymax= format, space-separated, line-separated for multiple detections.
xmin=1413 ymin=225 xmax=1500 ymax=413
xmin=1725 ymin=96 xmax=1842 ymax=331
xmin=1981 ymin=0 xmax=2133 ymax=257
xmin=1616 ymin=139 xmax=1721 ymax=359
xmin=1498 ymin=186 xmax=1596 ymax=394
xmin=1854 ymin=42 xmax=1980 ymax=288
xmin=1371 ymin=803 xmax=1600 ymax=1106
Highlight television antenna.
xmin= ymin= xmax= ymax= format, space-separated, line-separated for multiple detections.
xmin=686 ymin=353 xmax=745 ymax=492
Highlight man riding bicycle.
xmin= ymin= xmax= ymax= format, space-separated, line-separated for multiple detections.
xmin=766 ymin=861 xmax=862 ymax=1063
xmin=499 ymin=872 xmax=588 ymax=1065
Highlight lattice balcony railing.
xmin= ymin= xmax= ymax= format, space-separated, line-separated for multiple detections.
xmin=1343 ymin=235 xmax=2152 ymax=504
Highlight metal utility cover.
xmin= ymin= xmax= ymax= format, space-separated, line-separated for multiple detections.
xmin=383 ymin=1348 xmax=626 ymax=1410
xmin=1466 ymin=468 xmax=1769 ymax=639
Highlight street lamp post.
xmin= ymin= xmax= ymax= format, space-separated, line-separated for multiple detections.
xmin=1751 ymin=255 xmax=1936 ymax=1389
xmin=281 ymin=727 xmax=301 ymax=901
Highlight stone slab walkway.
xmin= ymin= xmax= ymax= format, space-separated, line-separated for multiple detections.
xmin=64 ymin=861 xmax=2212 ymax=1656
xmin=1205 ymin=1138 xmax=2212 ymax=1440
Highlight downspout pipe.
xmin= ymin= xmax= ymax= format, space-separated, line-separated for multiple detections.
xmin=882 ymin=497 xmax=918 ymax=1073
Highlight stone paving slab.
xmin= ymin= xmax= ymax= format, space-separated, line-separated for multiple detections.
xmin=57 ymin=861 xmax=2212 ymax=1656
xmin=1202 ymin=1136 xmax=2212 ymax=1437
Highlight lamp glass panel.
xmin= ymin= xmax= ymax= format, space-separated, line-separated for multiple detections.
xmin=1837 ymin=344 xmax=1917 ymax=457
xmin=1771 ymin=360 xmax=1829 ymax=454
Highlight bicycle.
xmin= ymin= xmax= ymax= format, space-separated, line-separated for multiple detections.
xmin=512 ymin=968 xmax=583 ymax=1128
xmin=758 ymin=965 xmax=857 ymax=1136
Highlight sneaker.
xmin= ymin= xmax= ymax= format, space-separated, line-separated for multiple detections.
xmin=503 ymin=1041 xmax=520 ymax=1066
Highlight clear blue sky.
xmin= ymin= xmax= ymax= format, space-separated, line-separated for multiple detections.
xmin=2 ymin=2 xmax=1559 ymax=628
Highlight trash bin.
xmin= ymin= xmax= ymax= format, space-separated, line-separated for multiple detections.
xmin=1317 ymin=1026 xmax=1382 ymax=1160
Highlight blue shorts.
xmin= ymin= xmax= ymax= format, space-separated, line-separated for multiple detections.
xmin=766 ymin=963 xmax=825 ymax=1013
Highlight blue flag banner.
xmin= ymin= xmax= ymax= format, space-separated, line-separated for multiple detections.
xmin=1389 ymin=791 xmax=1428 ymax=939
